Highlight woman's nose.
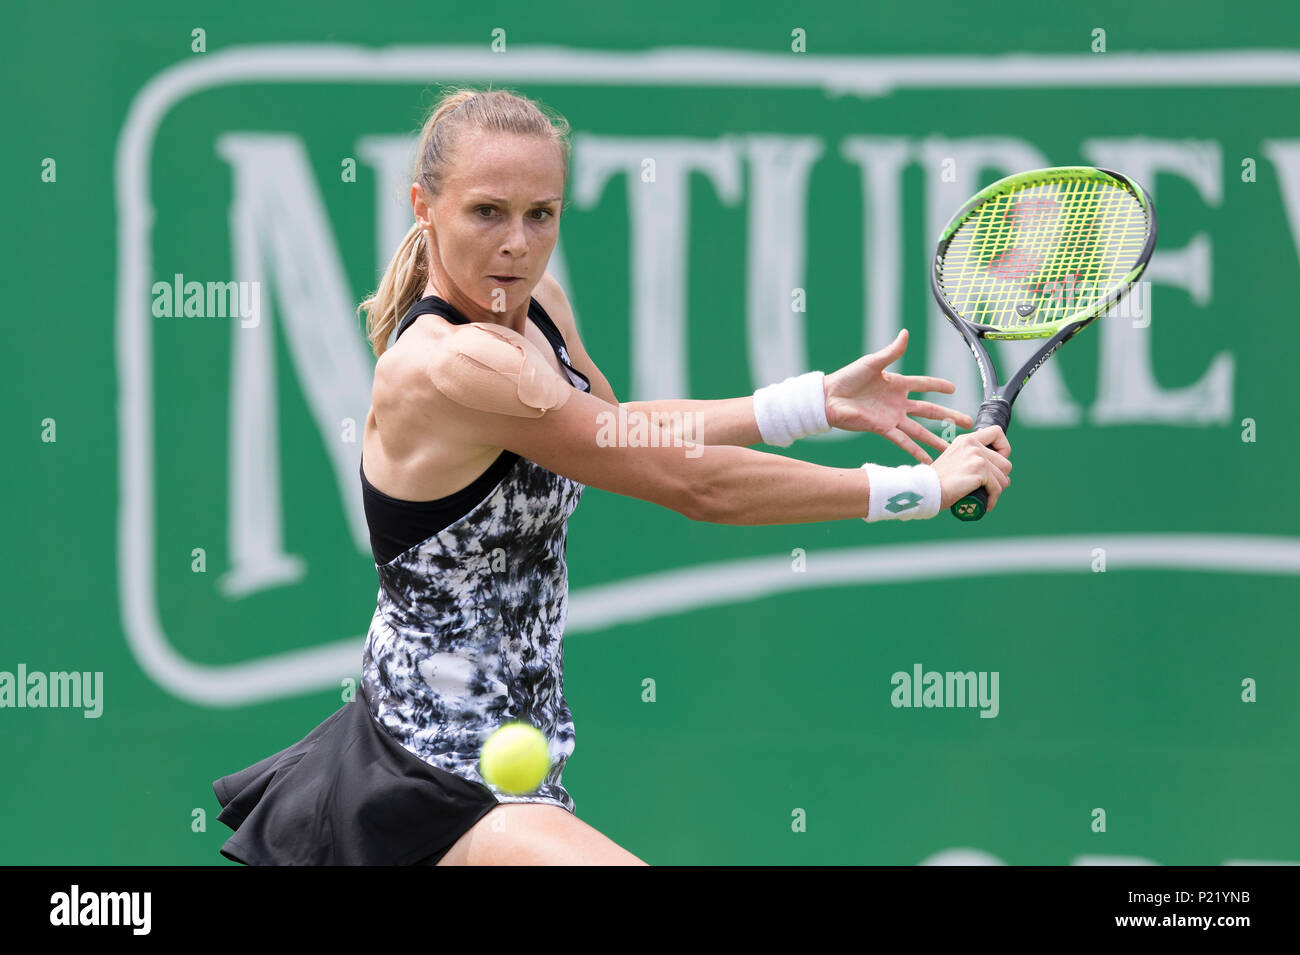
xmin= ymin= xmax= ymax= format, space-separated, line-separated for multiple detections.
xmin=499 ymin=216 xmax=529 ymax=254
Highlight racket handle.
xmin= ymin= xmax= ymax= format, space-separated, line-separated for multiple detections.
xmin=951 ymin=399 xmax=1011 ymax=522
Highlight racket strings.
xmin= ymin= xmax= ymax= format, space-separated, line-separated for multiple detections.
xmin=938 ymin=175 xmax=1151 ymax=336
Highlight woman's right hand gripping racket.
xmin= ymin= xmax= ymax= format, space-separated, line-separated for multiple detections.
xmin=932 ymin=166 xmax=1158 ymax=521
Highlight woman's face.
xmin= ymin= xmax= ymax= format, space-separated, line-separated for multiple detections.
xmin=416 ymin=129 xmax=565 ymax=316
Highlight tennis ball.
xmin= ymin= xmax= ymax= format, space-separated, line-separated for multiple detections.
xmin=479 ymin=722 xmax=551 ymax=794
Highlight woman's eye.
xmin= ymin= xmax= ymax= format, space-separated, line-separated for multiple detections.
xmin=474 ymin=206 xmax=553 ymax=220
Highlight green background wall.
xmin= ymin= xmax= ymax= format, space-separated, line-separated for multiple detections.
xmin=3 ymin=0 xmax=1297 ymax=864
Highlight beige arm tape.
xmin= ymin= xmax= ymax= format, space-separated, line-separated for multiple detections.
xmin=427 ymin=322 xmax=574 ymax=418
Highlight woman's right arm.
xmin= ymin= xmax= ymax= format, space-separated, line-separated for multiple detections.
xmin=404 ymin=328 xmax=1011 ymax=526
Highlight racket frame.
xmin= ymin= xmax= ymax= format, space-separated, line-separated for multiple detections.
xmin=929 ymin=166 xmax=1158 ymax=519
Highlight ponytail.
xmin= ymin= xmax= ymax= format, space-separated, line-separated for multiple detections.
xmin=359 ymin=222 xmax=428 ymax=357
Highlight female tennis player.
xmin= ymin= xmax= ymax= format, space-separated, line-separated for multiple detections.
xmin=212 ymin=86 xmax=1011 ymax=867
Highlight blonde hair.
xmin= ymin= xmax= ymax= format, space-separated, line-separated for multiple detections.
xmin=358 ymin=86 xmax=572 ymax=357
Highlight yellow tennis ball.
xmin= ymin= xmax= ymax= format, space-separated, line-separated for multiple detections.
xmin=479 ymin=722 xmax=551 ymax=794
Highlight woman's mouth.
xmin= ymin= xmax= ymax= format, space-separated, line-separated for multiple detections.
xmin=489 ymin=275 xmax=522 ymax=285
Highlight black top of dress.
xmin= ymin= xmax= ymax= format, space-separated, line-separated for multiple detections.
xmin=359 ymin=294 xmax=591 ymax=565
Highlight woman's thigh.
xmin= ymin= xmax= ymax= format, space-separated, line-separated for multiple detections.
xmin=435 ymin=803 xmax=648 ymax=866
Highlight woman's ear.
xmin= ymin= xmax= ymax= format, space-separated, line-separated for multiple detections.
xmin=411 ymin=183 xmax=432 ymax=228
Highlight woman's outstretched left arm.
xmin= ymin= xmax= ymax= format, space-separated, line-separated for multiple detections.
xmin=538 ymin=274 xmax=972 ymax=461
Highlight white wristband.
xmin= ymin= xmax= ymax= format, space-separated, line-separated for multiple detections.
xmin=860 ymin=463 xmax=942 ymax=521
xmin=753 ymin=371 xmax=830 ymax=447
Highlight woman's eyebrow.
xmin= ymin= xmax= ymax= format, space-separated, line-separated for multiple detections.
xmin=469 ymin=194 xmax=563 ymax=205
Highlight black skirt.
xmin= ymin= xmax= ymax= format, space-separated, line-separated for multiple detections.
xmin=212 ymin=684 xmax=500 ymax=865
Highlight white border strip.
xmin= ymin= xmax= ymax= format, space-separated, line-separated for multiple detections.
xmin=118 ymin=46 xmax=1300 ymax=706
xmin=567 ymin=534 xmax=1300 ymax=630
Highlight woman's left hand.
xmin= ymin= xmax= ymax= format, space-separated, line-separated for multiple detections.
xmin=823 ymin=328 xmax=974 ymax=465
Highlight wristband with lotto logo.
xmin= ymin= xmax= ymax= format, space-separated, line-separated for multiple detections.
xmin=860 ymin=463 xmax=942 ymax=521
xmin=752 ymin=371 xmax=830 ymax=447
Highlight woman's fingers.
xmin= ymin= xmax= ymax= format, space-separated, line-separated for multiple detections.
xmin=969 ymin=451 xmax=999 ymax=510
xmin=981 ymin=450 xmax=1011 ymax=510
xmin=976 ymin=424 xmax=1011 ymax=458
xmin=900 ymin=417 xmax=947 ymax=456
xmin=901 ymin=375 xmax=956 ymax=394
xmin=980 ymin=444 xmax=1013 ymax=475
xmin=907 ymin=400 xmax=974 ymax=427
xmin=886 ymin=427 xmax=932 ymax=465
xmin=933 ymin=425 xmax=1015 ymax=510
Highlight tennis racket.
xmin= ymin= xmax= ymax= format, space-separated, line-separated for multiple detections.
xmin=931 ymin=166 xmax=1157 ymax=521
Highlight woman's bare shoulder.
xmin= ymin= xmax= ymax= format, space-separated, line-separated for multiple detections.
xmin=366 ymin=325 xmax=503 ymax=497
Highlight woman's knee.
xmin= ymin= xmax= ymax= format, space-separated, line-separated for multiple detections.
xmin=438 ymin=803 xmax=646 ymax=865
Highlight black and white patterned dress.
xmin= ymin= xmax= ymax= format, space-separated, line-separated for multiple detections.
xmin=361 ymin=294 xmax=591 ymax=814
xmin=211 ymin=294 xmax=594 ymax=865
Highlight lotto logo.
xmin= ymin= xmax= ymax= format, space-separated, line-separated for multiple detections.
xmin=886 ymin=492 xmax=923 ymax=513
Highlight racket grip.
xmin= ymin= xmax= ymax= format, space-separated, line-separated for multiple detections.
xmin=951 ymin=399 xmax=1011 ymax=522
